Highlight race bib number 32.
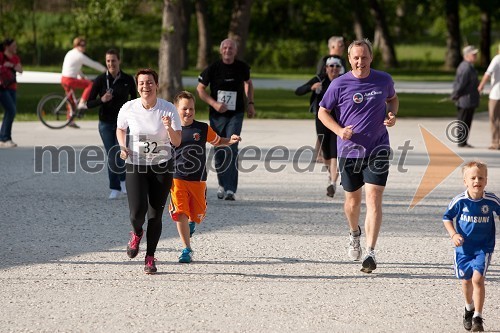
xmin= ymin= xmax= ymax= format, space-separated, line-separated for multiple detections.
xmin=217 ymin=90 xmax=237 ymax=111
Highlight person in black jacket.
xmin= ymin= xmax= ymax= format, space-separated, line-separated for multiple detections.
xmin=87 ymin=48 xmax=137 ymax=199
xmin=451 ymin=45 xmax=480 ymax=148
xmin=295 ymin=56 xmax=343 ymax=198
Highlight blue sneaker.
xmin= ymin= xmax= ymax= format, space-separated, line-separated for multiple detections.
xmin=189 ymin=222 xmax=196 ymax=238
xmin=178 ymin=248 xmax=193 ymax=263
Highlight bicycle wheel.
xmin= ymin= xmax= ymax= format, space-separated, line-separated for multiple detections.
xmin=37 ymin=93 xmax=75 ymax=129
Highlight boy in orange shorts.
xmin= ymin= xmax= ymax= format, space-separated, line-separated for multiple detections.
xmin=170 ymin=91 xmax=241 ymax=263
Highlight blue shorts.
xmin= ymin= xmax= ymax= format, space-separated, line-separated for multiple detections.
xmin=337 ymin=149 xmax=390 ymax=192
xmin=454 ymin=251 xmax=492 ymax=280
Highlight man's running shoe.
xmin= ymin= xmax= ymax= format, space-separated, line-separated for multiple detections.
xmin=189 ymin=222 xmax=196 ymax=238
xmin=463 ymin=308 xmax=474 ymax=331
xmin=326 ymin=184 xmax=336 ymax=198
xmin=144 ymin=255 xmax=157 ymax=274
xmin=471 ymin=317 xmax=484 ymax=332
xmin=127 ymin=231 xmax=143 ymax=258
xmin=178 ymin=248 xmax=193 ymax=263
xmin=360 ymin=250 xmax=377 ymax=273
xmin=348 ymin=226 xmax=362 ymax=261
xmin=224 ymin=190 xmax=235 ymax=201
xmin=217 ymin=186 xmax=225 ymax=199
xmin=471 ymin=316 xmax=484 ymax=332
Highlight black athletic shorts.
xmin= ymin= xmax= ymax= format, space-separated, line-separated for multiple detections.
xmin=338 ymin=149 xmax=390 ymax=192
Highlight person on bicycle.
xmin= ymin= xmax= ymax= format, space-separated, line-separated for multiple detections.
xmin=87 ymin=49 xmax=137 ymax=199
xmin=61 ymin=36 xmax=105 ymax=128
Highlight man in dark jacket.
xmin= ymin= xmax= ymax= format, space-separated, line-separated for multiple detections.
xmin=451 ymin=45 xmax=480 ymax=148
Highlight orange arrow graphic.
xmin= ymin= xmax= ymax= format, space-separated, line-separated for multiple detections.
xmin=409 ymin=125 xmax=464 ymax=210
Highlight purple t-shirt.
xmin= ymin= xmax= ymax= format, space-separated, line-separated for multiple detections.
xmin=319 ymin=69 xmax=396 ymax=158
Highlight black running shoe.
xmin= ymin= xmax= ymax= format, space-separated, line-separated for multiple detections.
xmin=471 ymin=316 xmax=484 ymax=332
xmin=360 ymin=250 xmax=377 ymax=273
xmin=463 ymin=308 xmax=474 ymax=331
xmin=326 ymin=184 xmax=335 ymax=198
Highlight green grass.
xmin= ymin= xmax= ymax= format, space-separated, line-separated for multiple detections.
xmin=6 ymin=83 xmax=488 ymax=122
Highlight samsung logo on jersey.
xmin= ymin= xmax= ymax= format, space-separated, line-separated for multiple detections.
xmin=460 ymin=214 xmax=489 ymax=223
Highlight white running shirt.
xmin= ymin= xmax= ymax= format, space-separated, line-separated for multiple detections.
xmin=61 ymin=48 xmax=106 ymax=78
xmin=117 ymin=98 xmax=182 ymax=165
xmin=485 ymin=54 xmax=500 ymax=100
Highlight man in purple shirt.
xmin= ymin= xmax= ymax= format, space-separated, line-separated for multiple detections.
xmin=318 ymin=39 xmax=399 ymax=273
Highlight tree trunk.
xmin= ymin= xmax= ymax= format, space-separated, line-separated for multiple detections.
xmin=158 ymin=0 xmax=183 ymax=101
xmin=227 ymin=0 xmax=253 ymax=60
xmin=369 ymin=0 xmax=398 ymax=68
xmin=444 ymin=0 xmax=461 ymax=70
xmin=179 ymin=0 xmax=192 ymax=70
xmin=195 ymin=0 xmax=211 ymax=70
xmin=478 ymin=4 xmax=491 ymax=67
xmin=351 ymin=0 xmax=364 ymax=40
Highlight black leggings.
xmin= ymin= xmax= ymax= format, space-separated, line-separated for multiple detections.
xmin=126 ymin=161 xmax=173 ymax=256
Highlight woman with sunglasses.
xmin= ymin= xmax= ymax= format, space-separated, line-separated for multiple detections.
xmin=295 ymin=56 xmax=344 ymax=198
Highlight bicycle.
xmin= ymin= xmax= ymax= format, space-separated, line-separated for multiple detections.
xmin=37 ymin=88 xmax=86 ymax=129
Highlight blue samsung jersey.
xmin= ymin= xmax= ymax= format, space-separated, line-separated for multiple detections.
xmin=443 ymin=191 xmax=500 ymax=254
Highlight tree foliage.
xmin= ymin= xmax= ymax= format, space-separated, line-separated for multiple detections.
xmin=1 ymin=0 xmax=499 ymax=71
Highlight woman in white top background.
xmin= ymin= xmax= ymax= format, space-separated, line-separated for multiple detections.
xmin=116 ymin=68 xmax=182 ymax=274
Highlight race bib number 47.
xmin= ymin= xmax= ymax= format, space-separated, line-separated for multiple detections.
xmin=217 ymin=90 xmax=237 ymax=111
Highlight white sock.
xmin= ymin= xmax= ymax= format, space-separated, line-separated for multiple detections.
xmin=465 ymin=302 xmax=474 ymax=311
xmin=473 ymin=311 xmax=482 ymax=318
xmin=120 ymin=181 xmax=127 ymax=193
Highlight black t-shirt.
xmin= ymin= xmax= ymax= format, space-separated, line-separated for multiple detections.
xmin=174 ymin=120 xmax=212 ymax=181
xmin=198 ymin=59 xmax=250 ymax=117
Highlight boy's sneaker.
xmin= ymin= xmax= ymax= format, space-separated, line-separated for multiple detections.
xmin=178 ymin=248 xmax=193 ymax=263
xmin=217 ymin=186 xmax=225 ymax=199
xmin=224 ymin=190 xmax=235 ymax=201
xmin=463 ymin=308 xmax=474 ymax=331
xmin=360 ymin=250 xmax=377 ymax=273
xmin=144 ymin=255 xmax=157 ymax=274
xmin=189 ymin=222 xmax=196 ymax=238
xmin=126 ymin=231 xmax=143 ymax=258
xmin=471 ymin=316 xmax=484 ymax=332
xmin=348 ymin=226 xmax=362 ymax=261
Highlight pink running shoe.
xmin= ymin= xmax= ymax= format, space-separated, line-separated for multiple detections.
xmin=126 ymin=231 xmax=143 ymax=258
xmin=144 ymin=255 xmax=157 ymax=274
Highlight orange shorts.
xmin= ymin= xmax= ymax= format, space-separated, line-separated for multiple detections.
xmin=169 ymin=178 xmax=207 ymax=223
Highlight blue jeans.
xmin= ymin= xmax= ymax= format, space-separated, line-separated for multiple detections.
xmin=98 ymin=120 xmax=125 ymax=190
xmin=0 ymin=89 xmax=17 ymax=142
xmin=210 ymin=112 xmax=244 ymax=193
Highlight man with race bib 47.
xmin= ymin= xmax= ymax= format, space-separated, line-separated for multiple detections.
xmin=196 ymin=38 xmax=255 ymax=201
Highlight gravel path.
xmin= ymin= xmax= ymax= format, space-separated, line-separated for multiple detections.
xmin=1 ymin=115 xmax=499 ymax=333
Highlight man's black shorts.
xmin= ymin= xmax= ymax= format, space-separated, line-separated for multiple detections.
xmin=338 ymin=149 xmax=390 ymax=192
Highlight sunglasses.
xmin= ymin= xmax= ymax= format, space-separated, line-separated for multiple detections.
xmin=79 ymin=43 xmax=86 ymax=47
xmin=328 ymin=64 xmax=341 ymax=68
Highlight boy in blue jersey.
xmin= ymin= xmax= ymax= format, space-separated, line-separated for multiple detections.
xmin=443 ymin=161 xmax=499 ymax=332
xmin=170 ymin=91 xmax=241 ymax=263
